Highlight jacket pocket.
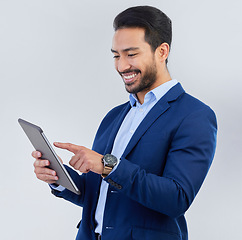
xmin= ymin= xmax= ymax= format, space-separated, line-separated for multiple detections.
xmin=131 ymin=227 xmax=181 ymax=240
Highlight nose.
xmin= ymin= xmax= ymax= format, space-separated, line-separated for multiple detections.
xmin=116 ymin=57 xmax=131 ymax=73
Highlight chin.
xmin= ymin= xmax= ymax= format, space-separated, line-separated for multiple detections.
xmin=125 ymin=85 xmax=136 ymax=94
xmin=125 ymin=81 xmax=139 ymax=94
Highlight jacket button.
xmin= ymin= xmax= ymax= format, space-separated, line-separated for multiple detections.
xmin=108 ymin=179 xmax=116 ymax=186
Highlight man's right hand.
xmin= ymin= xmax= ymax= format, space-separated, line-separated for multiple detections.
xmin=32 ymin=151 xmax=59 ymax=184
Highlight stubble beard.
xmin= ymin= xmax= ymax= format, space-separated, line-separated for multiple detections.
xmin=125 ymin=63 xmax=158 ymax=95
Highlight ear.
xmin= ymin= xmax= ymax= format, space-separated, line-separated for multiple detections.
xmin=155 ymin=43 xmax=170 ymax=63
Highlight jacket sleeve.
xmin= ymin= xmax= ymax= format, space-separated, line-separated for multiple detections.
xmin=51 ymin=165 xmax=86 ymax=207
xmin=104 ymin=107 xmax=217 ymax=218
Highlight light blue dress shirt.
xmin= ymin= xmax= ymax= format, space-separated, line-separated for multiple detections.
xmin=95 ymin=79 xmax=178 ymax=234
xmin=51 ymin=80 xmax=178 ymax=233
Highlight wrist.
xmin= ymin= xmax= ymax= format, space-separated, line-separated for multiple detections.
xmin=101 ymin=154 xmax=118 ymax=178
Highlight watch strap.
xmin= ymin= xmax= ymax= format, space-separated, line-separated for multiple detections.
xmin=101 ymin=165 xmax=113 ymax=178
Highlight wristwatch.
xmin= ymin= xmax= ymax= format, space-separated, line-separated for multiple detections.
xmin=101 ymin=154 xmax=118 ymax=178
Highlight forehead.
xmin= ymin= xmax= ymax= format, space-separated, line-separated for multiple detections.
xmin=112 ymin=28 xmax=150 ymax=52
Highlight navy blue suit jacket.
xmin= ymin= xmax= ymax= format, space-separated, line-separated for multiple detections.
xmin=52 ymin=83 xmax=217 ymax=240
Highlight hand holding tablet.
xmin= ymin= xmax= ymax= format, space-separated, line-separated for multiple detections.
xmin=32 ymin=150 xmax=60 ymax=183
xmin=18 ymin=118 xmax=81 ymax=195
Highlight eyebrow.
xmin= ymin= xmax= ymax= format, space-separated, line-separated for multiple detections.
xmin=111 ymin=47 xmax=140 ymax=54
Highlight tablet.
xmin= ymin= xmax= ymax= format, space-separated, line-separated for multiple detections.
xmin=18 ymin=118 xmax=80 ymax=195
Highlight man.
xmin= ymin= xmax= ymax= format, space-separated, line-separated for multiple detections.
xmin=32 ymin=6 xmax=217 ymax=240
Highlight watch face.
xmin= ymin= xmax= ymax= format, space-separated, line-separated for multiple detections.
xmin=104 ymin=154 xmax=117 ymax=166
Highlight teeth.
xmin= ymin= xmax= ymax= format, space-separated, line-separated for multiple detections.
xmin=123 ymin=73 xmax=137 ymax=80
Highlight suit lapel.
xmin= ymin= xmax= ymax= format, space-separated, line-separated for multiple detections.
xmin=122 ymin=83 xmax=185 ymax=158
xmin=122 ymin=99 xmax=170 ymax=158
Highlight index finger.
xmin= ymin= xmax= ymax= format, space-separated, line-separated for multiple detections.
xmin=54 ymin=142 xmax=81 ymax=154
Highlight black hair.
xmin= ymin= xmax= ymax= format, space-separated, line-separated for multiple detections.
xmin=113 ymin=6 xmax=172 ymax=63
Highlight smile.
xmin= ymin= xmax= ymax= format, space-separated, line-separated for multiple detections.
xmin=121 ymin=72 xmax=139 ymax=84
xmin=122 ymin=73 xmax=137 ymax=80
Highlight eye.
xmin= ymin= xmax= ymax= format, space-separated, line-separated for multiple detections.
xmin=128 ymin=53 xmax=137 ymax=57
xmin=113 ymin=55 xmax=120 ymax=59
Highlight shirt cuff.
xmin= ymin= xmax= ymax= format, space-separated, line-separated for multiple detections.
xmin=110 ymin=158 xmax=120 ymax=174
xmin=49 ymin=184 xmax=66 ymax=192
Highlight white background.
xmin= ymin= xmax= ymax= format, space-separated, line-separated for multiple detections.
xmin=0 ymin=0 xmax=241 ymax=239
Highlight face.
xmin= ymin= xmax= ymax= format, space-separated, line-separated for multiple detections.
xmin=111 ymin=28 xmax=159 ymax=98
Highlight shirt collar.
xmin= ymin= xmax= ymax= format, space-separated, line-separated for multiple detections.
xmin=129 ymin=79 xmax=178 ymax=107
